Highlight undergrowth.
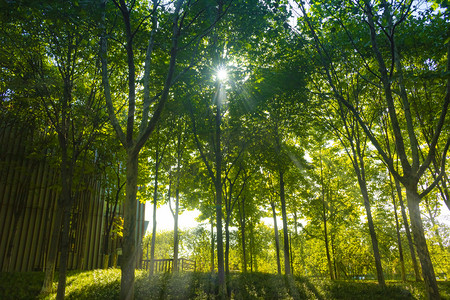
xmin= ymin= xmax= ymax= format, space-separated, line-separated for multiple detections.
xmin=0 ymin=270 xmax=449 ymax=299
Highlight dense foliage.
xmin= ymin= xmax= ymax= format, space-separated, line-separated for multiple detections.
xmin=1 ymin=0 xmax=449 ymax=299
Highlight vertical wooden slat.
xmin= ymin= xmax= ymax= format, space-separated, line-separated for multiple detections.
xmin=0 ymin=123 xmax=146 ymax=272
xmin=78 ymin=186 xmax=91 ymax=270
xmin=18 ymin=187 xmax=32 ymax=271
xmin=87 ymin=186 xmax=96 ymax=269
xmin=36 ymin=162 xmax=56 ymax=270
xmin=1 ymin=126 xmax=24 ymax=271
xmin=24 ymin=148 xmax=41 ymax=271
xmin=17 ymin=131 xmax=35 ymax=271
xmin=42 ymin=170 xmax=60 ymax=270
xmin=14 ymin=135 xmax=31 ymax=271
xmin=92 ymin=183 xmax=102 ymax=269
xmin=0 ymin=127 xmax=17 ymax=270
xmin=30 ymin=159 xmax=46 ymax=270
xmin=97 ymin=184 xmax=106 ymax=269
xmin=85 ymin=189 xmax=95 ymax=269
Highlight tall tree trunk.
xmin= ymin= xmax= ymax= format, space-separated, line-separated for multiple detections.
xmin=393 ymin=187 xmax=406 ymax=281
xmin=319 ymin=153 xmax=333 ymax=280
xmin=56 ymin=109 xmax=76 ymax=299
xmin=364 ymin=1 xmax=441 ymax=296
xmin=173 ymin=123 xmax=184 ymax=272
xmin=239 ymin=198 xmax=247 ymax=272
xmin=225 ymin=216 xmax=230 ymax=276
xmin=100 ymin=1 xmax=185 ymax=298
xmin=323 ymin=200 xmax=333 ymax=281
xmin=210 ymin=216 xmax=215 ymax=273
xmin=389 ymin=174 xmax=406 ymax=281
xmin=406 ymin=187 xmax=440 ymax=299
xmin=55 ymin=195 xmax=72 ymax=300
xmin=40 ymin=202 xmax=64 ymax=295
xmin=173 ymin=181 xmax=180 ymax=272
xmin=149 ymin=138 xmax=162 ymax=275
xmin=103 ymin=196 xmax=111 ymax=269
xmin=149 ymin=169 xmax=158 ymax=275
xmin=271 ymin=201 xmax=282 ymax=275
xmin=214 ymin=179 xmax=225 ymax=297
xmin=279 ymin=170 xmax=291 ymax=275
xmin=289 ymin=233 xmax=294 ymax=274
xmin=331 ymin=232 xmax=338 ymax=280
xmin=356 ymin=172 xmax=385 ymax=287
xmin=250 ymin=223 xmax=254 ymax=272
xmin=395 ymin=177 xmax=421 ymax=281
xmin=352 ymin=125 xmax=385 ymax=287
xmin=224 ymin=182 xmax=233 ymax=276
xmin=214 ymin=103 xmax=226 ymax=298
xmin=120 ymin=151 xmax=138 ymax=300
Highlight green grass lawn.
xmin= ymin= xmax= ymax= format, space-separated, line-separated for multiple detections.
xmin=1 ymin=270 xmax=449 ymax=299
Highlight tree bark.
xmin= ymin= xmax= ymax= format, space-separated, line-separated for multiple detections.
xmin=54 ymin=73 xmax=77 ymax=299
xmin=250 ymin=223 xmax=254 ymax=272
xmin=356 ymin=165 xmax=385 ymax=287
xmin=55 ymin=196 xmax=72 ymax=300
xmin=149 ymin=145 xmax=161 ymax=276
xmin=323 ymin=198 xmax=334 ymax=281
xmin=319 ymin=157 xmax=334 ymax=281
xmin=210 ymin=216 xmax=215 ymax=273
xmin=406 ymin=187 xmax=440 ymax=299
xmin=214 ymin=184 xmax=225 ymax=297
xmin=224 ymin=180 xmax=233 ymax=276
xmin=173 ymin=178 xmax=180 ymax=272
xmin=271 ymin=201 xmax=282 ymax=275
xmin=395 ymin=179 xmax=421 ymax=281
xmin=279 ymin=170 xmax=291 ymax=275
xmin=120 ymin=152 xmax=138 ymax=300
xmin=392 ymin=182 xmax=406 ymax=281
xmin=239 ymin=197 xmax=247 ymax=272
xmin=225 ymin=215 xmax=230 ymax=276
xmin=40 ymin=203 xmax=64 ymax=295
xmin=214 ymin=99 xmax=226 ymax=298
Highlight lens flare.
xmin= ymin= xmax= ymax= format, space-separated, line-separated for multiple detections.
xmin=217 ymin=67 xmax=227 ymax=81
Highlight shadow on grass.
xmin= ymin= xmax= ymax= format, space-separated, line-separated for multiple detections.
xmin=0 ymin=272 xmax=44 ymax=300
xmin=318 ymin=280 xmax=415 ymax=300
xmin=136 ymin=272 xmax=215 ymax=300
xmin=1 ymin=270 xmax=449 ymax=299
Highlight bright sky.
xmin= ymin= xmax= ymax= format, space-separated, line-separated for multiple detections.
xmin=144 ymin=202 xmax=290 ymax=235
xmin=144 ymin=201 xmax=450 ymax=235
xmin=145 ymin=203 xmax=203 ymax=234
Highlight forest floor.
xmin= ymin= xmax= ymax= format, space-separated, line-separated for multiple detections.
xmin=0 ymin=269 xmax=449 ymax=299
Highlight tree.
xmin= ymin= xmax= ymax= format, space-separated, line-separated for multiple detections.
xmin=2 ymin=2 xmax=107 ymax=298
xmin=249 ymin=65 xmax=308 ymax=275
xmin=99 ymin=0 xmax=221 ymax=298
xmin=314 ymin=90 xmax=386 ymax=285
xmin=296 ymin=1 xmax=449 ymax=297
xmin=146 ymin=124 xmax=169 ymax=275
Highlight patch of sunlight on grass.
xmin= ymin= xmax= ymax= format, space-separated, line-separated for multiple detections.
xmin=45 ymin=269 xmax=121 ymax=300
xmin=3 ymin=270 xmax=448 ymax=299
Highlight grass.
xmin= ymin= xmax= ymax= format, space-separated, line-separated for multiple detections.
xmin=0 ymin=270 xmax=449 ymax=299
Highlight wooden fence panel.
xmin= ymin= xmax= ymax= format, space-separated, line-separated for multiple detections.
xmin=0 ymin=124 xmax=141 ymax=272
xmin=142 ymin=258 xmax=196 ymax=273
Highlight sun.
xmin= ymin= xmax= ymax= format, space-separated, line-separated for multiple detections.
xmin=217 ymin=67 xmax=228 ymax=81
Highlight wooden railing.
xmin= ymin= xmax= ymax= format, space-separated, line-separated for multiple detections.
xmin=142 ymin=258 xmax=196 ymax=273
